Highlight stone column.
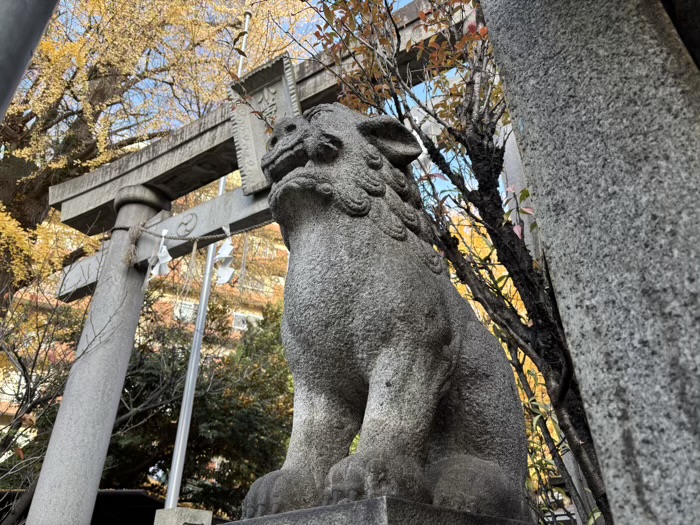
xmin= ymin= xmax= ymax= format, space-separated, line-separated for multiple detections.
xmin=27 ymin=185 xmax=170 ymax=525
xmin=0 ymin=0 xmax=60 ymax=121
xmin=479 ymin=1 xmax=700 ymax=524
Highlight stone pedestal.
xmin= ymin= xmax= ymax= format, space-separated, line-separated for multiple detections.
xmin=225 ymin=497 xmax=531 ymax=525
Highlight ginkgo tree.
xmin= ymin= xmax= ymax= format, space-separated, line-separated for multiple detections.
xmin=0 ymin=0 xmax=313 ymax=315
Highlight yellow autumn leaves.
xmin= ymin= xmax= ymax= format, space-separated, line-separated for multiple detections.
xmin=0 ymin=204 xmax=98 ymax=287
xmin=7 ymin=0 xmax=314 ymax=175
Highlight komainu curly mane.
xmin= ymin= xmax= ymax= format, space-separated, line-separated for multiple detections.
xmin=245 ymin=102 xmax=529 ymax=523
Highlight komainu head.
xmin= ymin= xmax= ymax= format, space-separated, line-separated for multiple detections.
xmin=262 ymin=103 xmax=442 ymax=272
xmin=262 ymin=104 xmax=431 ymax=248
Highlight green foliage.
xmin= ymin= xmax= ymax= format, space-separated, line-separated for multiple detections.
xmin=0 ymin=290 xmax=292 ymax=522
xmin=587 ymin=508 xmax=603 ymax=525
xmin=102 ymin=302 xmax=292 ymax=520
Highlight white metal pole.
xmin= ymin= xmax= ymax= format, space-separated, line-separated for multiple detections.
xmin=163 ymin=177 xmax=225 ymax=510
xmin=238 ymin=11 xmax=253 ymax=78
xmin=163 ymin=10 xmax=252 ymax=510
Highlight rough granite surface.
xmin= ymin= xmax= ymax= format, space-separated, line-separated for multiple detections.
xmin=240 ymin=104 xmax=530 ymax=521
xmin=228 ymin=497 xmax=532 ymax=525
xmin=479 ymin=1 xmax=700 ymax=524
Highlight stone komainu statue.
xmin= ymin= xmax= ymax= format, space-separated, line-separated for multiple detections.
xmin=243 ymin=103 xmax=529 ymax=521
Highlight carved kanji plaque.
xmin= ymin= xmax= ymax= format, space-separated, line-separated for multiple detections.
xmin=231 ymin=54 xmax=301 ymax=195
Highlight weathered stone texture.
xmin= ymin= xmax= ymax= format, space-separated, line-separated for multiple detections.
xmin=479 ymin=1 xmax=700 ymax=523
xmin=58 ymin=188 xmax=271 ymax=301
xmin=227 ymin=497 xmax=531 ymax=525
xmin=46 ymin=0 xmax=444 ymax=236
xmin=241 ymin=104 xmax=530 ymax=521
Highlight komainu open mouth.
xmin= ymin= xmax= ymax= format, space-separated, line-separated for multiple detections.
xmin=262 ymin=140 xmax=312 ymax=183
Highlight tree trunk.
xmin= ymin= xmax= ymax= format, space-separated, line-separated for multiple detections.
xmin=0 ymin=480 xmax=36 ymax=525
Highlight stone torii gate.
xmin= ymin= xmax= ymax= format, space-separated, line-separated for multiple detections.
xmin=24 ymin=3 xmax=455 ymax=524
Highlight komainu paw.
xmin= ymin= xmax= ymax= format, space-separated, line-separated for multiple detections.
xmin=243 ymin=468 xmax=319 ymax=518
xmin=324 ymin=453 xmax=430 ymax=506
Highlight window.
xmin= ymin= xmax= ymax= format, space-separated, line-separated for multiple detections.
xmin=232 ymin=313 xmax=263 ymax=332
xmin=232 ymin=313 xmax=248 ymax=331
xmin=174 ymin=301 xmax=198 ymax=323
xmin=239 ymin=275 xmax=273 ymax=296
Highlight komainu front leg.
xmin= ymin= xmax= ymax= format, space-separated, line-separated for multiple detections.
xmin=243 ymin=380 xmax=361 ymax=519
xmin=324 ymin=347 xmax=453 ymax=505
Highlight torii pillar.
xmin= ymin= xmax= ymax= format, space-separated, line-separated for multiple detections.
xmin=27 ymin=186 xmax=170 ymax=525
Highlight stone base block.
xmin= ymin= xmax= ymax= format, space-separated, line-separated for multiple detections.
xmin=225 ymin=497 xmax=531 ymax=524
xmin=154 ymin=507 xmax=213 ymax=525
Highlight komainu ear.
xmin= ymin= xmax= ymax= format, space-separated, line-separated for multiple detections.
xmin=357 ymin=115 xmax=422 ymax=169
